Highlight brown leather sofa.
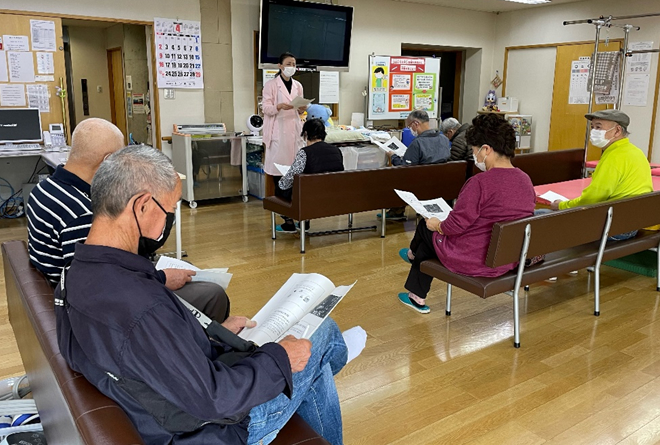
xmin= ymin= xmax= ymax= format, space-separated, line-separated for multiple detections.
xmin=421 ymin=191 xmax=660 ymax=347
xmin=3 ymin=240 xmax=329 ymax=445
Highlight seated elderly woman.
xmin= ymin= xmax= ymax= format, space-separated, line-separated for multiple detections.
xmin=397 ymin=113 xmax=536 ymax=313
xmin=276 ymin=118 xmax=344 ymax=232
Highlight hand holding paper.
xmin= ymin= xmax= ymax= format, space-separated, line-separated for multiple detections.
xmin=274 ymin=163 xmax=291 ymax=176
xmin=290 ymin=96 xmax=314 ymax=109
xmin=395 ymin=189 xmax=453 ymax=221
xmin=537 ymin=191 xmax=568 ymax=204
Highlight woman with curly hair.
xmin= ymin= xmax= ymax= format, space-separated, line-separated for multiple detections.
xmin=397 ymin=113 xmax=536 ymax=314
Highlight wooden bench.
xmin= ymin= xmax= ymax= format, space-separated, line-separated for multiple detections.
xmin=3 ymin=240 xmax=329 ymax=445
xmin=263 ymin=162 xmax=468 ymax=253
xmin=420 ymin=191 xmax=660 ymax=348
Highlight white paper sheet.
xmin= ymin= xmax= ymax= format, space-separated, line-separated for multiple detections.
xmin=36 ymin=52 xmax=54 ymax=74
xmin=290 ymin=96 xmax=314 ymax=108
xmin=3 ymin=35 xmax=29 ymax=51
xmin=627 ymin=41 xmax=653 ymax=74
xmin=569 ymin=59 xmax=590 ymax=105
xmin=155 ymin=256 xmax=232 ymax=290
xmin=538 ymin=191 xmax=568 ymax=203
xmin=0 ymin=51 xmax=8 ymax=82
xmin=319 ymin=71 xmax=339 ymax=104
xmin=35 ymin=75 xmax=54 ymax=82
xmin=274 ymin=163 xmax=290 ymax=176
xmin=395 ymin=189 xmax=453 ymax=221
xmin=8 ymin=51 xmax=35 ymax=83
xmin=27 ymin=84 xmax=49 ymax=113
xmin=30 ymin=20 xmax=57 ymax=52
xmin=372 ymin=136 xmax=407 ymax=157
xmin=624 ymin=74 xmax=650 ymax=107
xmin=0 ymin=84 xmax=26 ymax=106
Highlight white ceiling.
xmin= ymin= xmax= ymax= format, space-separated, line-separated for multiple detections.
xmin=391 ymin=0 xmax=588 ymax=13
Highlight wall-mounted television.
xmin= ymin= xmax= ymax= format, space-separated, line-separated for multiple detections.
xmin=259 ymin=0 xmax=354 ymax=71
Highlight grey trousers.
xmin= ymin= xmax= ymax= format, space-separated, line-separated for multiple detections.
xmin=175 ymin=281 xmax=230 ymax=322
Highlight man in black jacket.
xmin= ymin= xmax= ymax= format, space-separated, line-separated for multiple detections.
xmin=440 ymin=118 xmax=472 ymax=161
xmin=55 ymin=145 xmax=348 ymax=445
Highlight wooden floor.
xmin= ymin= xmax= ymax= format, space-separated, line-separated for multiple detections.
xmin=2 ymin=198 xmax=660 ymax=444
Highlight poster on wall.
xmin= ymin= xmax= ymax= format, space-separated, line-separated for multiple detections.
xmin=568 ymin=58 xmax=590 ymax=105
xmin=368 ymin=55 xmax=439 ymax=120
xmin=154 ymin=17 xmax=203 ymax=89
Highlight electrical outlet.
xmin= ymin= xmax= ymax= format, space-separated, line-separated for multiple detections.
xmin=97 ymin=86 xmax=102 ymax=93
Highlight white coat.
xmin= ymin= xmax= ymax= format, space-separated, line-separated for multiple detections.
xmin=262 ymin=75 xmax=305 ymax=176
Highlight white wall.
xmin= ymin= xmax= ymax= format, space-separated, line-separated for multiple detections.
xmin=494 ymin=0 xmax=660 ymax=162
xmin=505 ymin=47 xmax=556 ymax=152
xmin=0 ymin=0 xmax=205 ymax=149
xmin=230 ymin=0 xmax=498 ymax=131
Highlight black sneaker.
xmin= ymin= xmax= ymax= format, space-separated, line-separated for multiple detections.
xmin=300 ymin=220 xmax=311 ymax=232
xmin=276 ymin=221 xmax=298 ymax=233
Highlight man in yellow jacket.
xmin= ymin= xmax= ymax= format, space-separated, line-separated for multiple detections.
xmin=550 ymin=109 xmax=653 ymax=238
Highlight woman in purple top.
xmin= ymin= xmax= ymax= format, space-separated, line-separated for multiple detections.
xmin=398 ymin=113 xmax=536 ymax=314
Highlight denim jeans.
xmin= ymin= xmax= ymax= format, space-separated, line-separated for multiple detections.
xmin=247 ymin=318 xmax=348 ymax=445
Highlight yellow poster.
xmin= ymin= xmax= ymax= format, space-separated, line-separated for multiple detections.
xmin=372 ymin=66 xmax=388 ymax=90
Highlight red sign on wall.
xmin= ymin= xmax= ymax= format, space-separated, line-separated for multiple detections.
xmin=389 ymin=57 xmax=426 ymax=73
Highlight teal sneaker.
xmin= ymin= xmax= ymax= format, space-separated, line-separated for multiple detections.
xmin=398 ymin=292 xmax=430 ymax=314
xmin=399 ymin=248 xmax=412 ymax=264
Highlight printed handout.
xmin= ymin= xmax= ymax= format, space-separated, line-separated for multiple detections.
xmin=290 ymin=96 xmax=314 ymax=109
xmin=274 ymin=163 xmax=291 ymax=176
xmin=395 ymin=189 xmax=453 ymax=221
xmin=155 ymin=255 xmax=232 ymax=290
xmin=239 ymin=273 xmax=355 ymax=346
xmin=372 ymin=136 xmax=407 ymax=157
xmin=537 ymin=191 xmax=568 ymax=204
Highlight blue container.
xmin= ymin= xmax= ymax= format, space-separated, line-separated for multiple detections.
xmin=401 ymin=127 xmax=415 ymax=147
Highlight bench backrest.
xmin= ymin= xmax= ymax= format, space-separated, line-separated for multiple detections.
xmin=511 ymin=148 xmax=584 ymax=185
xmin=293 ymin=161 xmax=468 ymax=220
xmin=2 ymin=240 xmax=145 ymax=445
xmin=486 ymin=191 xmax=660 ymax=268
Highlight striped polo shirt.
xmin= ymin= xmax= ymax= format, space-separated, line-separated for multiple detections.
xmin=27 ymin=166 xmax=93 ymax=285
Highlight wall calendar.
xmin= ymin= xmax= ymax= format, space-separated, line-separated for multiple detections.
xmin=154 ymin=17 xmax=204 ymax=89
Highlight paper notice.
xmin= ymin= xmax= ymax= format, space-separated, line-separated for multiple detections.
xmin=390 ymin=94 xmax=410 ymax=110
xmin=2 ymin=35 xmax=29 ymax=51
xmin=30 ymin=20 xmax=57 ymax=51
xmin=0 ymin=84 xmax=26 ymax=106
xmin=624 ymin=74 xmax=650 ymax=107
xmin=0 ymin=51 xmax=8 ymax=82
xmin=319 ymin=71 xmax=339 ymax=104
xmin=8 ymin=51 xmax=35 ymax=82
xmin=627 ymin=41 xmax=653 ymax=74
xmin=35 ymin=75 xmax=54 ymax=82
xmin=569 ymin=59 xmax=590 ymax=105
xmin=391 ymin=74 xmax=412 ymax=91
xmin=36 ymin=52 xmax=54 ymax=74
xmin=27 ymin=84 xmax=49 ymax=113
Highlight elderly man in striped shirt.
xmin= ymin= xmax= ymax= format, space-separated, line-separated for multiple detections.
xmin=27 ymin=118 xmax=230 ymax=321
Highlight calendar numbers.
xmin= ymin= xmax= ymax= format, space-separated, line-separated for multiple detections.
xmin=154 ymin=18 xmax=204 ymax=88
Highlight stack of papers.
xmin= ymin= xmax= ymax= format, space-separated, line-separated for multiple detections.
xmin=395 ymin=189 xmax=453 ymax=221
xmin=291 ymin=96 xmax=314 ymax=108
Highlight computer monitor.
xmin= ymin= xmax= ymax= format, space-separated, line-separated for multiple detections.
xmin=0 ymin=108 xmax=43 ymax=144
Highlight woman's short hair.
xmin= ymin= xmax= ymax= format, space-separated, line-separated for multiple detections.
xmin=466 ymin=113 xmax=516 ymax=158
xmin=301 ymin=119 xmax=327 ymax=141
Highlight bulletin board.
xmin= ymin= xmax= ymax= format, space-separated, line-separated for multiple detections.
xmin=367 ymin=55 xmax=441 ymax=120
xmin=0 ymin=13 xmax=68 ymax=140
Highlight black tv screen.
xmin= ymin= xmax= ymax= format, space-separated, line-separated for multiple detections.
xmin=0 ymin=108 xmax=42 ymax=144
xmin=260 ymin=0 xmax=353 ymax=69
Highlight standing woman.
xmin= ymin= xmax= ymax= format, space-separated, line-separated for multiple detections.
xmin=262 ymin=52 xmax=306 ymax=193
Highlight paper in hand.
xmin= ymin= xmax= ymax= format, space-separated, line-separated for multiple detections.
xmin=537 ymin=191 xmax=568 ymax=203
xmin=274 ymin=163 xmax=291 ymax=176
xmin=290 ymin=96 xmax=314 ymax=108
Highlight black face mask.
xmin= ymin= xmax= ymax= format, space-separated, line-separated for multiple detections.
xmin=133 ymin=196 xmax=175 ymax=258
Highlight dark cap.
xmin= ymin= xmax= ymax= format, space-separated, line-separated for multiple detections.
xmin=585 ymin=109 xmax=630 ymax=129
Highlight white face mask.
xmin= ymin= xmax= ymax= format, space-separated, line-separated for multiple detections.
xmin=589 ymin=127 xmax=615 ymax=148
xmin=375 ymin=73 xmax=383 ymax=79
xmin=282 ymin=66 xmax=296 ymax=78
xmin=473 ymin=146 xmax=488 ymax=171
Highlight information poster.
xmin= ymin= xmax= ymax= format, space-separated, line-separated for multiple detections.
xmin=154 ymin=18 xmax=203 ymax=89
xmin=368 ymin=55 xmax=440 ymax=120
xmin=569 ymin=58 xmax=590 ymax=105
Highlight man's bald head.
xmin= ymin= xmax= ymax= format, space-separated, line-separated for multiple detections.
xmin=68 ymin=118 xmax=125 ymax=168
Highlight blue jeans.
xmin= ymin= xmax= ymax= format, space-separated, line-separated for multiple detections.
xmin=247 ymin=318 xmax=348 ymax=445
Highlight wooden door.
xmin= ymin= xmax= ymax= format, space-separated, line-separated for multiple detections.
xmin=0 ymin=13 xmax=70 ymax=141
xmin=548 ymin=42 xmax=621 ymax=161
xmin=107 ymin=48 xmax=127 ymax=143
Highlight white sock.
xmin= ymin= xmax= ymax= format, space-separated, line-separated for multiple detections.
xmin=342 ymin=326 xmax=367 ymax=364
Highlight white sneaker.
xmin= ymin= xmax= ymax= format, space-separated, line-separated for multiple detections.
xmin=342 ymin=326 xmax=367 ymax=364
xmin=587 ymin=266 xmax=595 ymax=272
xmin=568 ymin=270 xmax=578 ymax=275
xmin=545 ymin=277 xmax=558 ymax=282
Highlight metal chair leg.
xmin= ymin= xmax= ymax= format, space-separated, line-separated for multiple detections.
xmin=300 ymin=225 xmax=306 ymax=254
xmin=513 ymin=286 xmax=521 ymax=348
xmin=381 ymin=208 xmax=386 ymax=238
xmin=593 ymin=207 xmax=613 ymax=316
xmin=271 ymin=212 xmax=276 ymax=240
xmin=445 ymin=284 xmax=452 ymax=316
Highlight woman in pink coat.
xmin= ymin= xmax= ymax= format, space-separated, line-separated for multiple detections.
xmin=262 ymin=52 xmax=307 ymax=232
xmin=262 ymin=52 xmax=306 ymax=177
